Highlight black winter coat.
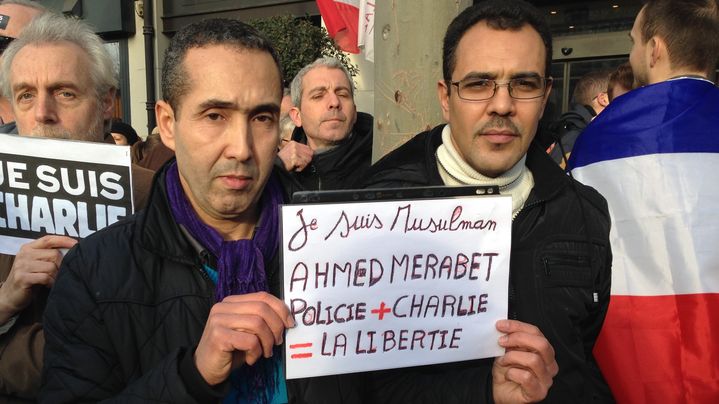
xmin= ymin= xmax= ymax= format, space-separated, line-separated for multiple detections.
xmin=277 ymin=112 xmax=373 ymax=193
xmin=40 ymin=165 xmax=283 ymax=403
xmin=549 ymin=104 xmax=595 ymax=165
xmin=352 ymin=125 xmax=614 ymax=403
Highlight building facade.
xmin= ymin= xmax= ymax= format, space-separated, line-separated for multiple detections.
xmin=34 ymin=0 xmax=717 ymax=142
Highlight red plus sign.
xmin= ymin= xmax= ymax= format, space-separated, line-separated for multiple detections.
xmin=371 ymin=302 xmax=392 ymax=320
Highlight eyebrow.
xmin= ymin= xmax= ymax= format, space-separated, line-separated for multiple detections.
xmin=307 ymin=85 xmax=351 ymax=95
xmin=12 ymin=81 xmax=81 ymax=92
xmin=458 ymin=71 xmax=543 ymax=81
xmin=307 ymin=86 xmax=328 ymax=95
xmin=197 ymin=99 xmax=280 ymax=115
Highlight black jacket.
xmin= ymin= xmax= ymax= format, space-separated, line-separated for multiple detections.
xmin=277 ymin=112 xmax=373 ymax=194
xmin=40 ymin=165 xmax=284 ymax=403
xmin=549 ymin=104 xmax=595 ymax=165
xmin=355 ymin=125 xmax=614 ymax=403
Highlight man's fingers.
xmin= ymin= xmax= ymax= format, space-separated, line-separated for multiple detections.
xmin=208 ymin=309 xmax=279 ymax=358
xmin=278 ymin=142 xmax=314 ymax=171
xmin=31 ymin=235 xmax=78 ymax=250
xmin=223 ymin=292 xmax=295 ymax=328
xmin=19 ymin=271 xmax=57 ymax=288
xmin=496 ymin=319 xmax=556 ymax=366
xmin=496 ymin=319 xmax=542 ymax=336
xmin=503 ymin=366 xmax=552 ymax=402
xmin=16 ymin=247 xmax=64 ymax=266
xmin=495 ymin=349 xmax=556 ymax=403
xmin=497 ymin=350 xmax=556 ymax=381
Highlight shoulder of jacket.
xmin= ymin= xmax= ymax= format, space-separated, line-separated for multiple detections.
xmin=568 ymin=179 xmax=610 ymax=221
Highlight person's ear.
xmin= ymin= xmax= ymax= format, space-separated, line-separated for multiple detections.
xmin=155 ymin=100 xmax=176 ymax=151
xmin=289 ymin=106 xmax=302 ymax=127
xmin=597 ymin=92 xmax=609 ymax=107
xmin=101 ymin=88 xmax=116 ymax=121
xmin=649 ymin=36 xmax=663 ymax=68
xmin=437 ymin=80 xmax=451 ymax=122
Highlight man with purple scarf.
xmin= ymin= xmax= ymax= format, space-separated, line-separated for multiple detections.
xmin=41 ymin=19 xmax=295 ymax=403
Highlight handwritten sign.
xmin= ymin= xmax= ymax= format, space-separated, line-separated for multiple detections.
xmin=0 ymin=134 xmax=133 ymax=254
xmin=281 ymin=195 xmax=512 ymax=379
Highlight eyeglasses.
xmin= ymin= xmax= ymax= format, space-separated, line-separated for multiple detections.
xmin=0 ymin=35 xmax=15 ymax=54
xmin=451 ymin=76 xmax=552 ymax=101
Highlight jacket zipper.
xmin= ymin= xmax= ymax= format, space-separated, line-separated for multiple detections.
xmin=508 ymin=197 xmax=547 ymax=321
xmin=543 ymin=255 xmax=590 ymax=276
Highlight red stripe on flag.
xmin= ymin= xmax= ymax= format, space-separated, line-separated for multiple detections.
xmin=594 ymin=294 xmax=719 ymax=403
xmin=315 ymin=0 xmax=360 ymax=53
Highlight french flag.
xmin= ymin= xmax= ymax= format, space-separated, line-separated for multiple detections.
xmin=316 ymin=0 xmax=360 ymax=53
xmin=568 ymin=77 xmax=719 ymax=403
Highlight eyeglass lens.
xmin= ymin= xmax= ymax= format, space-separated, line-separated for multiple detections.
xmin=456 ymin=77 xmax=548 ymax=101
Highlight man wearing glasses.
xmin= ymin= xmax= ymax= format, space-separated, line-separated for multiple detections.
xmin=0 ymin=0 xmax=45 ymax=127
xmin=361 ymin=0 xmax=613 ymax=402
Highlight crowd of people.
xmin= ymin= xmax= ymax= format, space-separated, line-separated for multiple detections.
xmin=0 ymin=0 xmax=716 ymax=402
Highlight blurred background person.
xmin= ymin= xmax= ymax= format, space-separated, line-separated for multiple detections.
xmin=108 ymin=120 xmax=140 ymax=146
xmin=549 ymin=68 xmax=612 ymax=166
xmin=607 ymin=62 xmax=634 ymax=102
xmin=130 ymin=125 xmax=175 ymax=171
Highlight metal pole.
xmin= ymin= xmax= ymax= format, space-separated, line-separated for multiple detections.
xmin=143 ymin=0 xmax=157 ymax=133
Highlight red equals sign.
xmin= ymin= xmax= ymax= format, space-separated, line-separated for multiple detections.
xmin=289 ymin=342 xmax=313 ymax=359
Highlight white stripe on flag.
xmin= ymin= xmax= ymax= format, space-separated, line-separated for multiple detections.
xmin=573 ymin=153 xmax=719 ymax=296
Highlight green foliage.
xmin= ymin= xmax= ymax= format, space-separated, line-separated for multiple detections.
xmin=249 ymin=15 xmax=358 ymax=86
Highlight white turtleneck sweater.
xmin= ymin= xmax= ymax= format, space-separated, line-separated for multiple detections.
xmin=436 ymin=125 xmax=534 ymax=219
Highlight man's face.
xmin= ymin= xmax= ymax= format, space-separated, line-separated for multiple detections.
xmin=438 ymin=22 xmax=551 ymax=178
xmin=157 ymin=45 xmax=281 ymax=230
xmin=11 ymin=42 xmax=111 ymax=141
xmin=291 ymin=66 xmax=357 ymax=150
xmin=629 ymin=7 xmax=650 ymax=87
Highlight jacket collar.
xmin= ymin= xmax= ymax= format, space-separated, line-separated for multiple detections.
xmin=524 ymin=140 xmax=571 ymax=203
xmin=290 ymin=111 xmax=373 ymax=149
xmin=136 ymin=162 xmax=202 ymax=266
xmin=431 ymin=124 xmax=570 ymax=203
xmin=137 ymin=164 xmax=292 ymax=266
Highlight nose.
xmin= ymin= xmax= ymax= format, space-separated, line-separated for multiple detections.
xmin=223 ymin=119 xmax=253 ymax=162
xmin=486 ymin=83 xmax=515 ymax=117
xmin=327 ymin=91 xmax=341 ymax=110
xmin=34 ymin=93 xmax=58 ymax=124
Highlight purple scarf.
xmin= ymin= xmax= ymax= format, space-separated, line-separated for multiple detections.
xmin=165 ymin=162 xmax=282 ymax=403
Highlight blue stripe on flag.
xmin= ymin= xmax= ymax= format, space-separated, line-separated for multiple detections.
xmin=568 ymin=79 xmax=719 ymax=170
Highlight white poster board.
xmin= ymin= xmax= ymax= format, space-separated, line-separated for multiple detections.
xmin=0 ymin=134 xmax=134 ymax=254
xmin=282 ymin=195 xmax=512 ymax=379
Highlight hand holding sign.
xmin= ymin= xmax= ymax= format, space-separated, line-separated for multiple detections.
xmin=193 ymin=292 xmax=295 ymax=386
xmin=0 ymin=235 xmax=76 ymax=324
xmin=492 ymin=320 xmax=558 ymax=404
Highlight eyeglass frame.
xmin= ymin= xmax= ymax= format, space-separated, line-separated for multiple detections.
xmin=0 ymin=35 xmax=15 ymax=54
xmin=450 ymin=76 xmax=553 ymax=101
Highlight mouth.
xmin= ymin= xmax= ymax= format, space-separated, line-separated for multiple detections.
xmin=480 ymin=130 xmax=518 ymax=144
xmin=218 ymin=174 xmax=253 ymax=190
xmin=322 ymin=115 xmax=346 ymax=123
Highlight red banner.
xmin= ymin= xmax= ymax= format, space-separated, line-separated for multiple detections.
xmin=316 ymin=0 xmax=360 ymax=53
